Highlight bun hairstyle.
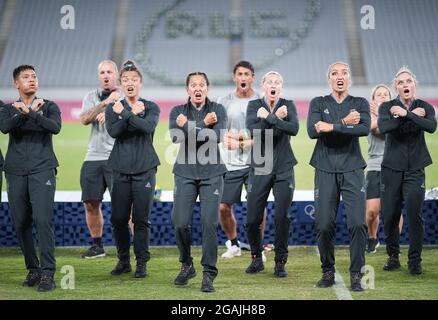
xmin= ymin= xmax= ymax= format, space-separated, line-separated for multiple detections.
xmin=120 ymin=60 xmax=143 ymax=81
xmin=186 ymin=71 xmax=210 ymax=87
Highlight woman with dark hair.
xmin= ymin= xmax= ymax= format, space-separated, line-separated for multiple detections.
xmin=105 ymin=60 xmax=160 ymax=278
xmin=169 ymin=72 xmax=227 ymax=293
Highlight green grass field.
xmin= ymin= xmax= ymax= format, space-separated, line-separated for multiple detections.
xmin=1 ymin=121 xmax=437 ymax=190
xmin=0 ymin=246 xmax=437 ymax=300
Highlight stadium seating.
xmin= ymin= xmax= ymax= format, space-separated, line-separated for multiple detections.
xmin=0 ymin=0 xmax=118 ymax=87
xmin=355 ymin=0 xmax=438 ymax=85
xmin=0 ymin=0 xmax=436 ymax=87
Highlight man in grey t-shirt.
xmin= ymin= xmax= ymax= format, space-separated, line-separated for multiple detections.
xmin=80 ymin=60 xmax=122 ymax=258
xmin=218 ymin=61 xmax=267 ymax=261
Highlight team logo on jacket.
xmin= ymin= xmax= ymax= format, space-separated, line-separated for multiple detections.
xmin=213 ymin=189 xmax=219 ymax=195
xmin=145 ymin=182 xmax=151 ymax=188
xmin=46 ymin=180 xmax=52 ymax=186
xmin=324 ymin=108 xmax=330 ymax=114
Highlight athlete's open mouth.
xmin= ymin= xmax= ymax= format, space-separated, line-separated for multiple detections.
xmin=270 ymin=90 xmax=276 ymax=95
xmin=127 ymin=87 xmax=134 ymax=94
xmin=404 ymin=89 xmax=410 ymax=94
xmin=195 ymin=93 xmax=202 ymax=98
xmin=240 ymin=83 xmax=247 ymax=89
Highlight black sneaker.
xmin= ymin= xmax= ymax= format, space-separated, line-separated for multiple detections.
xmin=274 ymin=261 xmax=288 ymax=277
xmin=350 ymin=272 xmax=364 ymax=292
xmin=200 ymin=273 xmax=215 ymax=293
xmin=408 ymin=263 xmax=423 ymax=275
xmin=37 ymin=274 xmax=56 ymax=292
xmin=245 ymin=256 xmax=264 ymax=274
xmin=81 ymin=245 xmax=106 ymax=259
xmin=383 ymin=255 xmax=401 ymax=271
xmin=366 ymin=238 xmax=379 ymax=253
xmin=111 ymin=260 xmax=132 ymax=275
xmin=174 ymin=263 xmax=196 ymax=285
xmin=316 ymin=271 xmax=335 ymax=288
xmin=134 ymin=262 xmax=148 ymax=278
xmin=23 ymin=270 xmax=41 ymax=287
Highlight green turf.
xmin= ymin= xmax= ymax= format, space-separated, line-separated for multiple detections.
xmin=0 ymin=246 xmax=437 ymax=300
xmin=0 ymin=121 xmax=437 ymax=190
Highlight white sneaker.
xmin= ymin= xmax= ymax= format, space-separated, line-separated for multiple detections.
xmin=221 ymin=245 xmax=242 ymax=258
xmin=224 ymin=239 xmax=241 ymax=249
xmin=262 ymin=250 xmax=267 ymax=263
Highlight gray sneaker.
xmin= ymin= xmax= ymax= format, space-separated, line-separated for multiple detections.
xmin=200 ymin=273 xmax=215 ymax=293
xmin=174 ymin=263 xmax=197 ymax=285
xmin=81 ymin=245 xmax=106 ymax=259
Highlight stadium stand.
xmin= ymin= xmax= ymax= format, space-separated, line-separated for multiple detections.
xmin=1 ymin=0 xmax=436 ymax=88
xmin=355 ymin=0 xmax=438 ymax=85
xmin=0 ymin=0 xmax=118 ymax=87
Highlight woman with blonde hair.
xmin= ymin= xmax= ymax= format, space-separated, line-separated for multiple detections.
xmin=378 ymin=66 xmax=437 ymax=275
xmin=365 ymin=84 xmax=403 ymax=253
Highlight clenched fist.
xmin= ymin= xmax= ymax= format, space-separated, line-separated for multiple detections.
xmin=176 ymin=114 xmax=188 ymax=127
xmin=104 ymin=91 xmax=120 ymax=105
xmin=96 ymin=112 xmax=106 ymax=124
xmin=257 ymin=107 xmax=269 ymax=119
xmin=342 ymin=111 xmax=360 ymax=125
xmin=113 ymin=101 xmax=124 ymax=114
xmin=204 ymin=112 xmax=217 ymax=126
xmin=132 ymin=101 xmax=145 ymax=115
xmin=411 ymin=108 xmax=425 ymax=117
xmin=275 ymin=105 xmax=288 ymax=119
xmin=390 ymin=106 xmax=407 ymax=118
xmin=314 ymin=121 xmax=334 ymax=133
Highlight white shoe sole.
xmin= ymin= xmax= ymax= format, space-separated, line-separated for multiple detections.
xmin=83 ymin=253 xmax=106 ymax=259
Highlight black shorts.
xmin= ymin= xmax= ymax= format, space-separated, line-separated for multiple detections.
xmin=366 ymin=170 xmax=381 ymax=200
xmin=80 ymin=160 xmax=113 ymax=202
xmin=221 ymin=167 xmax=250 ymax=204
